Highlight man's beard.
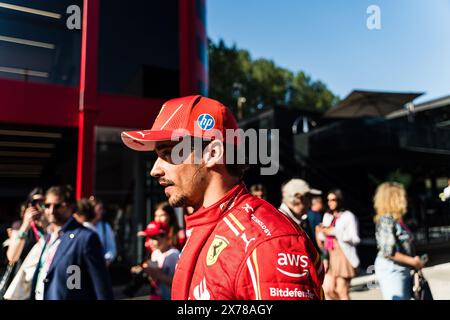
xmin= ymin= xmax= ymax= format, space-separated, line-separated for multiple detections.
xmin=50 ymin=211 xmax=71 ymax=226
xmin=168 ymin=193 xmax=189 ymax=208
xmin=164 ymin=165 xmax=207 ymax=209
xmin=159 ymin=178 xmax=189 ymax=207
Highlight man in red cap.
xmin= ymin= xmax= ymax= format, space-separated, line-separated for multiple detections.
xmin=122 ymin=95 xmax=324 ymax=300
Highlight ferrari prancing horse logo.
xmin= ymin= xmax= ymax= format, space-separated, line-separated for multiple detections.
xmin=206 ymin=235 xmax=229 ymax=266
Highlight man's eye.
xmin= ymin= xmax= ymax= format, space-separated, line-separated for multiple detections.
xmin=159 ymin=150 xmax=172 ymax=161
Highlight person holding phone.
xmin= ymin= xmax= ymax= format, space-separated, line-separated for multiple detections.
xmin=373 ymin=182 xmax=425 ymax=300
xmin=1 ymin=188 xmax=48 ymax=298
xmin=6 ymin=188 xmax=47 ymax=267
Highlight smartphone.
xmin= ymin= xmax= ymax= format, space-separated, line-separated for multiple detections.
xmin=30 ymin=199 xmax=44 ymax=215
xmin=31 ymin=199 xmax=44 ymax=209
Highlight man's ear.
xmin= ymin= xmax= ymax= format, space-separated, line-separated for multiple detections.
xmin=202 ymin=140 xmax=224 ymax=168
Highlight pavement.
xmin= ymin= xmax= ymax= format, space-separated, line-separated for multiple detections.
xmin=350 ymin=262 xmax=450 ymax=300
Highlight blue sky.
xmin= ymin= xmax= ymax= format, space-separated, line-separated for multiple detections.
xmin=207 ymin=0 xmax=450 ymax=103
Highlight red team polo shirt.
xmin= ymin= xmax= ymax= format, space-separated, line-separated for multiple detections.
xmin=171 ymin=183 xmax=324 ymax=300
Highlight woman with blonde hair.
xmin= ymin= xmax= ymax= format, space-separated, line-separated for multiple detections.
xmin=373 ymin=182 xmax=424 ymax=300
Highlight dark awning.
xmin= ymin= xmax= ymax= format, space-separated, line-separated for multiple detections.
xmin=325 ymin=90 xmax=423 ymax=118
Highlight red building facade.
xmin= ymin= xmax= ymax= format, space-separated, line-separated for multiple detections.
xmin=0 ymin=0 xmax=207 ymax=197
xmin=0 ymin=0 xmax=207 ymax=263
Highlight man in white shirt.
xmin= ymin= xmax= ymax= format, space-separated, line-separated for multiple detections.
xmin=31 ymin=185 xmax=113 ymax=300
xmin=278 ymin=179 xmax=322 ymax=239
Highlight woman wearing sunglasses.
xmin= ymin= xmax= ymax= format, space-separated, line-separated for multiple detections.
xmin=1 ymin=187 xmax=48 ymax=299
xmin=5 ymin=188 xmax=47 ymax=267
xmin=318 ymin=189 xmax=360 ymax=300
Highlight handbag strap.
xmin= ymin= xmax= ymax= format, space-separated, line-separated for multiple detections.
xmin=0 ymin=263 xmax=16 ymax=295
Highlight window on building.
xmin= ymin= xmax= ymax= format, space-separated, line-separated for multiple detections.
xmin=0 ymin=0 xmax=82 ymax=85
xmin=98 ymin=0 xmax=180 ymax=99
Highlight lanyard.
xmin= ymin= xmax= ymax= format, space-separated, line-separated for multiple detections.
xmin=30 ymin=221 xmax=43 ymax=241
xmin=39 ymin=233 xmax=60 ymax=273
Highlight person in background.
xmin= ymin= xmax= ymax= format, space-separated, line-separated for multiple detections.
xmin=73 ymin=198 xmax=96 ymax=232
xmin=373 ymin=182 xmax=425 ymax=300
xmin=141 ymin=221 xmax=180 ymax=300
xmin=250 ymin=184 xmax=266 ymax=200
xmin=315 ymin=223 xmax=329 ymax=274
xmin=319 ymin=189 xmax=360 ymax=300
xmin=307 ymin=196 xmax=324 ymax=251
xmin=92 ymin=198 xmax=117 ymax=266
xmin=6 ymin=188 xmax=46 ymax=270
xmin=309 ymin=196 xmax=328 ymax=270
xmin=279 ymin=179 xmax=322 ymax=241
xmin=150 ymin=202 xmax=186 ymax=251
xmin=1 ymin=188 xmax=47 ymax=299
xmin=31 ymin=185 xmax=113 ymax=300
xmin=125 ymin=202 xmax=186 ymax=298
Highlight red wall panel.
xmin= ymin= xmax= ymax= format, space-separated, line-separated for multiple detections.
xmin=0 ymin=79 xmax=79 ymax=127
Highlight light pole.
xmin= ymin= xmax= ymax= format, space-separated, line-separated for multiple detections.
xmin=232 ymin=82 xmax=246 ymax=120
xmin=237 ymin=96 xmax=247 ymax=120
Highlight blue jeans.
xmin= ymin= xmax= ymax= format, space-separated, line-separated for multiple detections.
xmin=375 ymin=256 xmax=412 ymax=300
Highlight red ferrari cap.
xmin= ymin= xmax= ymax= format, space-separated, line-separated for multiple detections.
xmin=141 ymin=221 xmax=169 ymax=238
xmin=121 ymin=95 xmax=239 ymax=151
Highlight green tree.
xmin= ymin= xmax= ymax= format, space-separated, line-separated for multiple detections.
xmin=208 ymin=39 xmax=339 ymax=117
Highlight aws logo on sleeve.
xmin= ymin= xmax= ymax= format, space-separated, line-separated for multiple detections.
xmin=206 ymin=235 xmax=229 ymax=266
xmin=276 ymin=253 xmax=310 ymax=278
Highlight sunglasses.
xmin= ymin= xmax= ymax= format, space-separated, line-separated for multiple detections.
xmin=43 ymin=202 xmax=65 ymax=210
xmin=31 ymin=199 xmax=45 ymax=208
xmin=327 ymin=198 xmax=337 ymax=202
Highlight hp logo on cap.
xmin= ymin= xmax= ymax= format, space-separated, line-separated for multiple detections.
xmin=197 ymin=114 xmax=215 ymax=130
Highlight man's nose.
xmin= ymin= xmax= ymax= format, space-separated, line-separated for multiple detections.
xmin=150 ymin=157 xmax=164 ymax=178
